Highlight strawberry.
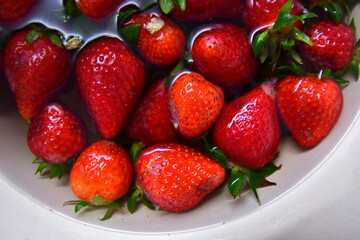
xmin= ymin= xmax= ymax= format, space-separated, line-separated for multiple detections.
xmin=276 ymin=75 xmax=343 ymax=147
xmin=69 ymin=140 xmax=133 ymax=204
xmin=120 ymin=12 xmax=186 ymax=67
xmin=190 ymin=23 xmax=258 ymax=87
xmin=213 ymin=82 xmax=280 ymax=169
xmin=28 ymin=103 xmax=87 ymax=164
xmin=75 ymin=0 xmax=123 ymax=19
xmin=124 ymin=78 xmax=178 ymax=145
xmin=241 ymin=0 xmax=304 ymax=34
xmin=135 ymin=142 xmax=226 ymax=212
xmin=161 ymin=0 xmax=241 ymax=22
xmin=168 ymin=72 xmax=225 ymax=138
xmin=0 ymin=0 xmax=37 ymax=21
xmin=4 ymin=27 xmax=71 ymax=120
xmin=298 ymin=20 xmax=356 ymax=72
xmin=75 ymin=37 xmax=145 ymax=139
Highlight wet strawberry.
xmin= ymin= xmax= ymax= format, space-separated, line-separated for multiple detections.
xmin=241 ymin=0 xmax=304 ymax=34
xmin=190 ymin=23 xmax=258 ymax=87
xmin=276 ymin=75 xmax=343 ymax=147
xmin=27 ymin=103 xmax=87 ymax=165
xmin=168 ymin=72 xmax=225 ymax=138
xmin=298 ymin=20 xmax=356 ymax=72
xmin=0 ymin=0 xmax=37 ymax=21
xmin=75 ymin=37 xmax=145 ymax=139
xmin=70 ymin=140 xmax=133 ymax=204
xmin=165 ymin=0 xmax=241 ymax=22
xmin=76 ymin=0 xmax=123 ymax=19
xmin=124 ymin=78 xmax=178 ymax=145
xmin=122 ymin=12 xmax=186 ymax=67
xmin=4 ymin=27 xmax=71 ymax=120
xmin=135 ymin=142 xmax=226 ymax=212
xmin=213 ymin=82 xmax=280 ymax=169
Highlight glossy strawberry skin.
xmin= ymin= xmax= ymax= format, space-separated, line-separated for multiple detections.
xmin=76 ymin=0 xmax=123 ymax=19
xmin=135 ymin=142 xmax=226 ymax=212
xmin=124 ymin=78 xmax=178 ymax=145
xmin=241 ymin=0 xmax=303 ymax=34
xmin=276 ymin=75 xmax=343 ymax=147
xmin=4 ymin=29 xmax=71 ymax=120
xmin=190 ymin=23 xmax=258 ymax=87
xmin=169 ymin=0 xmax=241 ymax=22
xmin=298 ymin=20 xmax=355 ymax=72
xmin=70 ymin=140 xmax=133 ymax=203
xmin=0 ymin=0 xmax=37 ymax=21
xmin=27 ymin=103 xmax=87 ymax=164
xmin=168 ymin=72 xmax=225 ymax=138
xmin=75 ymin=37 xmax=145 ymax=139
xmin=213 ymin=82 xmax=280 ymax=169
xmin=124 ymin=13 xmax=186 ymax=67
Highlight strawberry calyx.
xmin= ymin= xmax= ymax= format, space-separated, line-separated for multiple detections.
xmin=63 ymin=196 xmax=123 ymax=221
xmin=117 ymin=3 xmax=157 ymax=45
xmin=127 ymin=186 xmax=156 ymax=213
xmin=33 ymin=158 xmax=71 ymax=180
xmin=63 ymin=0 xmax=82 ymax=22
xmin=252 ymin=0 xmax=317 ymax=69
xmin=25 ymin=22 xmax=83 ymax=50
xmin=202 ymin=136 xmax=281 ymax=205
xmin=305 ymin=0 xmax=349 ymax=23
xmin=127 ymin=142 xmax=156 ymax=213
xmin=159 ymin=0 xmax=186 ymax=14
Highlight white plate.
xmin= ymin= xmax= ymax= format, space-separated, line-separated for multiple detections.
xmin=0 ymin=1 xmax=359 ymax=234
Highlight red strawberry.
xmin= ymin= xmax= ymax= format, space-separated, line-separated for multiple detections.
xmin=75 ymin=37 xmax=145 ymax=139
xmin=168 ymin=72 xmax=225 ymax=138
xmin=190 ymin=23 xmax=258 ymax=87
xmin=122 ymin=12 xmax=186 ymax=67
xmin=0 ymin=0 xmax=37 ymax=21
xmin=135 ymin=142 xmax=226 ymax=212
xmin=298 ymin=20 xmax=356 ymax=72
xmin=241 ymin=0 xmax=303 ymax=34
xmin=124 ymin=78 xmax=178 ymax=145
xmin=276 ymin=75 xmax=343 ymax=147
xmin=213 ymin=82 xmax=280 ymax=169
xmin=167 ymin=0 xmax=241 ymax=22
xmin=4 ymin=27 xmax=71 ymax=120
xmin=76 ymin=0 xmax=123 ymax=19
xmin=70 ymin=140 xmax=133 ymax=204
xmin=27 ymin=103 xmax=87 ymax=164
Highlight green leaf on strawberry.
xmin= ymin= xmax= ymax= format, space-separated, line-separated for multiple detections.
xmin=117 ymin=7 xmax=139 ymax=28
xmin=174 ymin=0 xmax=186 ymax=11
xmin=165 ymin=60 xmax=184 ymax=88
xmin=228 ymin=167 xmax=244 ymax=198
xmin=33 ymin=158 xmax=67 ymax=180
xmin=202 ymin=136 xmax=281 ymax=204
xmin=64 ymin=197 xmax=123 ymax=221
xmin=253 ymin=30 xmax=269 ymax=58
xmin=117 ymin=3 xmax=158 ymax=46
xmin=159 ymin=0 xmax=174 ymax=14
xmin=320 ymin=2 xmax=343 ymax=23
xmin=127 ymin=187 xmax=156 ymax=213
xmin=252 ymin=0 xmax=317 ymax=68
xmin=63 ymin=0 xmax=82 ymax=22
xmin=26 ymin=30 xmax=41 ymax=43
xmin=25 ymin=23 xmax=67 ymax=48
xmin=119 ymin=23 xmax=141 ymax=45
xmin=129 ymin=142 xmax=146 ymax=163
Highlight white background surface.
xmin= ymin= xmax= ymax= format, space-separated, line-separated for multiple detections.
xmin=1 ymin=115 xmax=359 ymax=240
